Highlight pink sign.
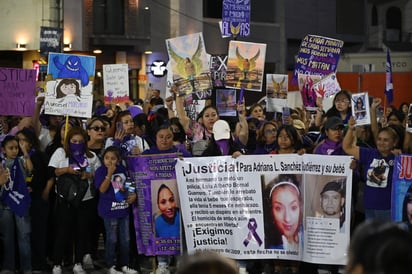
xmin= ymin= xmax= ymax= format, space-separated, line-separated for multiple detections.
xmin=0 ymin=68 xmax=36 ymax=116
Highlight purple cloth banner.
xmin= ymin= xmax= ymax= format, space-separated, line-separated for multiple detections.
xmin=128 ymin=153 xmax=181 ymax=256
xmin=0 ymin=68 xmax=36 ymax=116
xmin=292 ymin=35 xmax=344 ymax=85
xmin=0 ymin=158 xmax=31 ymax=217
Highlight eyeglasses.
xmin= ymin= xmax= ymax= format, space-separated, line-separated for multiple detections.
xmin=335 ymin=99 xmax=350 ymax=104
xmin=264 ymin=128 xmax=277 ymax=135
xmin=90 ymin=126 xmax=106 ymax=132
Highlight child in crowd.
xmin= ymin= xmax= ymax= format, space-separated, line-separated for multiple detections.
xmin=94 ymin=146 xmax=138 ymax=274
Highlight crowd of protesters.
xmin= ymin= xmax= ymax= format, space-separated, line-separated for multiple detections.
xmin=0 ymin=86 xmax=411 ymax=274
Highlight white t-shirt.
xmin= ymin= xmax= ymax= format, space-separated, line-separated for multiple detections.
xmin=48 ymin=147 xmax=101 ymax=201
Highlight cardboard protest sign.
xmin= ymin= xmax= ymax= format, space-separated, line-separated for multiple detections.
xmin=0 ymin=67 xmax=36 ymax=116
xmin=221 ymin=0 xmax=251 ymax=37
xmin=103 ymin=64 xmax=129 ymax=104
xmin=292 ymin=35 xmax=343 ymax=85
xmin=45 ymin=53 xmax=95 ymax=118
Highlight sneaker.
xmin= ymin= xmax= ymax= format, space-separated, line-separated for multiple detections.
xmin=82 ymin=253 xmax=94 ymax=269
xmin=108 ymin=266 xmax=123 ymax=274
xmin=155 ymin=265 xmax=170 ymax=274
xmin=73 ymin=263 xmax=86 ymax=274
xmin=121 ymin=266 xmax=138 ymax=274
xmin=52 ymin=265 xmax=62 ymax=274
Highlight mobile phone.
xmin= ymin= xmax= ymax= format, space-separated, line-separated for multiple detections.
xmin=238 ymin=87 xmax=244 ymax=104
xmin=116 ymin=121 xmax=123 ymax=132
xmin=282 ymin=107 xmax=290 ymax=125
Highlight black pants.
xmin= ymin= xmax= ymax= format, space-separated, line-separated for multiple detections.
xmin=52 ymin=197 xmax=96 ymax=265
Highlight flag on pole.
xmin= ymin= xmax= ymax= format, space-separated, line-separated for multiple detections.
xmin=385 ymin=48 xmax=394 ymax=104
xmin=0 ymin=158 xmax=31 ymax=217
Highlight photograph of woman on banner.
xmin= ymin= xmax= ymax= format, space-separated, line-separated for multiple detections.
xmin=353 ymin=95 xmax=366 ymax=120
xmin=401 ymin=184 xmax=412 ymax=232
xmin=262 ymin=174 xmax=302 ymax=251
xmin=153 ymin=183 xmax=180 ymax=238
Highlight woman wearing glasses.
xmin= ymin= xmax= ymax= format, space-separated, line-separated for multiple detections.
xmin=253 ymin=121 xmax=278 ymax=154
xmin=87 ymin=117 xmax=109 ymax=160
xmin=315 ymin=90 xmax=352 ymax=128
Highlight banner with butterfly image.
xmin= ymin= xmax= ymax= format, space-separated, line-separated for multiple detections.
xmin=226 ymin=41 xmax=266 ymax=91
xmin=166 ymin=32 xmax=212 ymax=97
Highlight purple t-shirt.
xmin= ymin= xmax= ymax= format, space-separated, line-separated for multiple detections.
xmin=359 ymin=147 xmax=395 ymax=210
xmin=94 ymin=164 xmax=130 ymax=219
xmin=142 ymin=145 xmax=192 ymax=157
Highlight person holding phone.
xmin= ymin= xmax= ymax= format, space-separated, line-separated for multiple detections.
xmin=105 ymin=110 xmax=149 ymax=160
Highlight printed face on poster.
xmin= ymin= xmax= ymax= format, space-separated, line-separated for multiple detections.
xmin=151 ymin=180 xmax=180 ymax=238
xmin=351 ymin=92 xmax=371 ymax=126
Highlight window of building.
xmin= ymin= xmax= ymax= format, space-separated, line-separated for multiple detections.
xmin=371 ymin=5 xmax=378 ymax=26
xmin=386 ymin=6 xmax=402 ymax=41
xmin=93 ymin=0 xmax=125 ymax=35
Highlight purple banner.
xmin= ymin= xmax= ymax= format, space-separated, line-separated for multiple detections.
xmin=128 ymin=154 xmax=181 ymax=256
xmin=391 ymin=155 xmax=412 ymax=223
xmin=292 ymin=35 xmax=343 ymax=85
xmin=0 ymin=68 xmax=36 ymax=116
xmin=222 ymin=0 xmax=250 ymax=37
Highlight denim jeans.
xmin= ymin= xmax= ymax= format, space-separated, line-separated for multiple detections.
xmin=0 ymin=207 xmax=32 ymax=272
xmin=104 ymin=216 xmax=130 ymax=267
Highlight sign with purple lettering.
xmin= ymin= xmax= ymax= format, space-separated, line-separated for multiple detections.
xmin=222 ymin=0 xmax=251 ymax=37
xmin=128 ymin=153 xmax=181 ymax=256
xmin=0 ymin=67 xmax=36 ymax=116
xmin=292 ymin=35 xmax=344 ymax=85
xmin=391 ymin=155 xmax=412 ymax=226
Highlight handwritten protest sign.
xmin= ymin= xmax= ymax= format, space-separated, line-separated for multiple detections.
xmin=221 ymin=0 xmax=251 ymax=37
xmin=128 ymin=154 xmax=181 ymax=256
xmin=0 ymin=68 xmax=36 ymax=116
xmin=103 ymin=64 xmax=129 ymax=104
xmin=292 ymin=35 xmax=343 ymax=85
xmin=45 ymin=53 xmax=95 ymax=118
xmin=175 ymin=154 xmax=352 ymax=264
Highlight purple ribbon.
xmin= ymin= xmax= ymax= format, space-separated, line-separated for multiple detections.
xmin=243 ymin=218 xmax=262 ymax=247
